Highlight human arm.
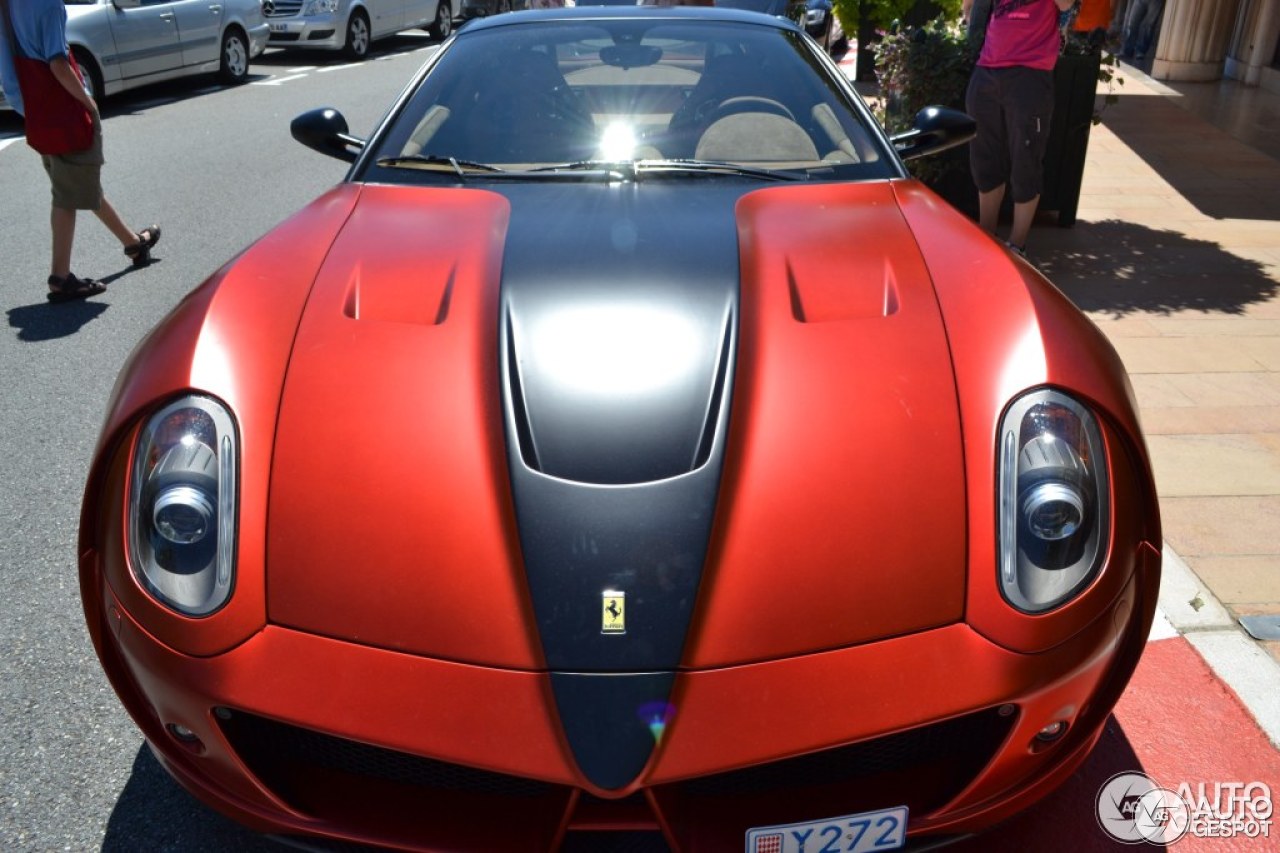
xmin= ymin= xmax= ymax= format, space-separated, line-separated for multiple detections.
xmin=1055 ymin=0 xmax=1075 ymax=10
xmin=33 ymin=0 xmax=96 ymax=115
xmin=49 ymin=54 xmax=97 ymax=116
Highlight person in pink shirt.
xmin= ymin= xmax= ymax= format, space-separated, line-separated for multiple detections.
xmin=962 ymin=0 xmax=1074 ymax=257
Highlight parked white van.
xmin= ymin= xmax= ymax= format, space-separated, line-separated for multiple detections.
xmin=262 ymin=0 xmax=460 ymax=58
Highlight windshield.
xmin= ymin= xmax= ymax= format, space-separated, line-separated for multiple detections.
xmin=365 ymin=17 xmax=890 ymax=181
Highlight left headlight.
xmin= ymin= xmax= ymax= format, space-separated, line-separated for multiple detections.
xmin=128 ymin=395 xmax=238 ymax=616
xmin=998 ymin=389 xmax=1109 ymax=613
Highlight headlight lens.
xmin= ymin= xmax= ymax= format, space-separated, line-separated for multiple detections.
xmin=998 ymin=389 xmax=1108 ymax=613
xmin=302 ymin=0 xmax=338 ymax=15
xmin=128 ymin=396 xmax=238 ymax=616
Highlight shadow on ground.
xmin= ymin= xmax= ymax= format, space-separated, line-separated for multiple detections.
xmin=7 ymin=299 xmax=109 ymax=341
xmin=102 ymin=747 xmax=277 ymax=852
xmin=252 ymin=32 xmax=439 ymax=66
xmin=1099 ymin=92 xmax=1280 ymax=222
xmin=949 ymin=716 xmax=1164 ymax=852
xmin=1034 ymin=218 xmax=1277 ymax=318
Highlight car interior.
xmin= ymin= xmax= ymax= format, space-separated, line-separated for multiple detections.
xmin=385 ymin=20 xmax=883 ymax=170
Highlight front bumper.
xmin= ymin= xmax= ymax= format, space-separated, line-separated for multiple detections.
xmin=265 ymin=14 xmax=346 ymax=50
xmin=90 ymin=541 xmax=1159 ymax=851
xmin=248 ymin=22 xmax=271 ymax=58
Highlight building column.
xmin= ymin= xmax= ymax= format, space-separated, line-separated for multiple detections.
xmin=1151 ymin=0 xmax=1244 ymax=81
xmin=1224 ymin=0 xmax=1280 ymax=87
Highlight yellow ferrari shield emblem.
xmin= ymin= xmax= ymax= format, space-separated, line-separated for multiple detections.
xmin=602 ymin=591 xmax=625 ymax=634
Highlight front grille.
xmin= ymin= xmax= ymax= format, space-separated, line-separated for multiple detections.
xmin=220 ymin=710 xmax=569 ymax=850
xmin=220 ymin=710 xmax=554 ymax=798
xmin=680 ymin=707 xmax=1011 ymax=800
xmin=268 ymin=32 xmax=301 ymax=41
xmin=265 ymin=0 xmax=302 ymax=16
xmin=219 ymin=707 xmax=1011 ymax=850
xmin=654 ymin=708 xmax=1014 ymax=849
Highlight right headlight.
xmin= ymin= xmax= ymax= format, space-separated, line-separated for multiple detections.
xmin=998 ymin=389 xmax=1109 ymax=613
xmin=127 ymin=395 xmax=238 ymax=617
xmin=302 ymin=0 xmax=338 ymax=15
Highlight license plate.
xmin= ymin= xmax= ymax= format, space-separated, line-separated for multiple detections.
xmin=269 ymin=23 xmax=289 ymax=32
xmin=746 ymin=806 xmax=908 ymax=853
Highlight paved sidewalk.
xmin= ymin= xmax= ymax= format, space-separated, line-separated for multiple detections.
xmin=1029 ymin=67 xmax=1280 ymax=670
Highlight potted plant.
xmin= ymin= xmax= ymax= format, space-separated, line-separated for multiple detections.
xmin=831 ymin=0 xmax=962 ymax=80
xmin=874 ymin=16 xmax=980 ymax=216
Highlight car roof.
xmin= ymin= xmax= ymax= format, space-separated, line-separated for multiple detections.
xmin=455 ymin=6 xmax=805 ymax=36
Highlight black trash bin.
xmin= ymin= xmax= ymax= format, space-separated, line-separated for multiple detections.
xmin=1040 ymin=51 xmax=1101 ymax=227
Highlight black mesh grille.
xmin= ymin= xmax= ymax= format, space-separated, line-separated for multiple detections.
xmin=220 ymin=707 xmax=1010 ymax=850
xmin=679 ymin=707 xmax=1012 ymax=798
xmin=219 ymin=709 xmax=555 ymax=798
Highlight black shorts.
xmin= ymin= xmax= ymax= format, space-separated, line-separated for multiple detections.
xmin=965 ymin=65 xmax=1054 ymax=204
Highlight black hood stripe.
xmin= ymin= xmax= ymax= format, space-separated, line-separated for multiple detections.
xmin=494 ymin=181 xmax=750 ymax=788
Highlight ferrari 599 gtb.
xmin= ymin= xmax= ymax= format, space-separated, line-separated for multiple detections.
xmin=79 ymin=7 xmax=1162 ymax=851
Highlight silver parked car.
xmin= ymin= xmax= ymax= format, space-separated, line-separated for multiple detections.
xmin=1 ymin=0 xmax=268 ymax=109
xmin=262 ymin=0 xmax=459 ymax=59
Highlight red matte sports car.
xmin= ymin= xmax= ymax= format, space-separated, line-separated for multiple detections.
xmin=79 ymin=7 xmax=1161 ymax=852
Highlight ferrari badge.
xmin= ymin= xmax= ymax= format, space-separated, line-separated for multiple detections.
xmin=602 ymin=590 xmax=625 ymax=634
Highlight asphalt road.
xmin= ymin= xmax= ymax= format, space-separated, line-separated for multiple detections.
xmin=0 ymin=34 xmax=440 ymax=851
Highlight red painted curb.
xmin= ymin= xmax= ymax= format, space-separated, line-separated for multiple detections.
xmin=949 ymin=637 xmax=1279 ymax=850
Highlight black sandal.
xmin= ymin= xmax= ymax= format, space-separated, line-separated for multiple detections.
xmin=124 ymin=225 xmax=162 ymax=267
xmin=47 ymin=273 xmax=107 ymax=303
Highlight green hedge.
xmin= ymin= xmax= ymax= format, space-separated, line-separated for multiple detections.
xmin=873 ymin=15 xmax=977 ymax=185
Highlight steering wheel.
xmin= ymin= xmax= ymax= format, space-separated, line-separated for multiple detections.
xmin=703 ymin=96 xmax=797 ymax=125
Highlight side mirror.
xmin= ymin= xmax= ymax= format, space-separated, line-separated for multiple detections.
xmin=890 ymin=106 xmax=977 ymax=161
xmin=291 ymin=108 xmax=365 ymax=163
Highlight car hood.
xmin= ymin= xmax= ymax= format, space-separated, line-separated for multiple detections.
xmin=265 ymin=181 xmax=966 ymax=671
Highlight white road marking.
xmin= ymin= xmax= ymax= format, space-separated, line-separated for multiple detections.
xmin=317 ymin=63 xmax=363 ymax=72
xmin=252 ymin=73 xmax=309 ymax=86
xmin=288 ymin=66 xmax=318 ymax=73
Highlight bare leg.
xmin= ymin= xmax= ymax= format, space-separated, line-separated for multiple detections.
xmin=1008 ymin=195 xmax=1040 ymax=250
xmin=977 ymin=185 xmax=1005 ymax=236
xmin=94 ymin=197 xmax=140 ymax=247
xmin=51 ymin=206 xmax=76 ymax=280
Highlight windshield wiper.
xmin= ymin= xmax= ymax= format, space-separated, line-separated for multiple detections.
xmin=528 ymin=159 xmax=806 ymax=182
xmin=526 ymin=161 xmax=637 ymax=180
xmin=636 ymin=160 xmax=809 ymax=181
xmin=375 ymin=155 xmax=503 ymax=176
xmin=377 ymin=157 xmax=810 ymax=182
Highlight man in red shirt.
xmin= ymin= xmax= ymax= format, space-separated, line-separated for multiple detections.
xmin=963 ymin=0 xmax=1074 ymax=257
